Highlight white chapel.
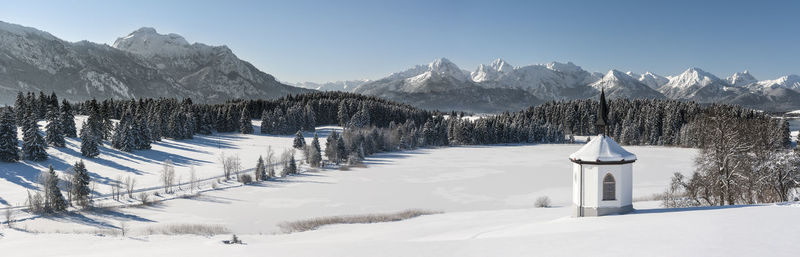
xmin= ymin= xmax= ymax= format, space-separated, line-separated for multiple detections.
xmin=569 ymin=89 xmax=637 ymax=217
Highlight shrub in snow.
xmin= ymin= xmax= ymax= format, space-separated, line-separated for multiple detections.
xmin=238 ymin=174 xmax=253 ymax=184
xmin=138 ymin=192 xmax=150 ymax=205
xmin=26 ymin=191 xmax=44 ymax=214
xmin=347 ymin=153 xmax=363 ymax=166
xmin=535 ymin=196 xmax=551 ymax=208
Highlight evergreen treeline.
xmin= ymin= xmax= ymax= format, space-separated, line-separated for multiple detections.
xmin=3 ymin=91 xmax=795 ymax=213
xmin=3 ymin=91 xmax=791 ymax=163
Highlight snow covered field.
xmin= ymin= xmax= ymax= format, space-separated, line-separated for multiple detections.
xmin=0 ymin=117 xmax=334 ymax=207
xmin=3 ymin=121 xmax=799 ymax=257
xmin=7 ymin=143 xmax=696 ymax=234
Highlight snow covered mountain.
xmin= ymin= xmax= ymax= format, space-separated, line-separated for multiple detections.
xmin=0 ymin=21 xmax=309 ymax=104
xmin=590 ymin=70 xmax=664 ymax=99
xmin=627 ymin=71 xmax=669 ymax=89
xmin=727 ymin=70 xmax=758 ymax=87
xmin=353 ymin=58 xmax=800 ymax=112
xmin=289 ymin=80 xmax=369 ymax=92
xmin=473 ymin=59 xmax=600 ymax=100
xmin=353 ymin=58 xmax=541 ymax=113
xmin=658 ymin=67 xmax=739 ymax=102
xmin=111 ymin=27 xmax=310 ymax=102
xmin=757 ymin=74 xmax=800 ymax=91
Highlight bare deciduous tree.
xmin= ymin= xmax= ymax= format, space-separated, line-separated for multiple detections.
xmin=124 ymin=176 xmax=136 ymax=198
xmin=220 ymin=153 xmax=241 ymax=181
xmin=189 ymin=166 xmax=197 ymax=194
xmin=161 ymin=160 xmax=176 ymax=194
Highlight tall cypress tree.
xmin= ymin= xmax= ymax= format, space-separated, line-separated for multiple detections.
xmin=0 ymin=109 xmax=19 ymax=162
xmin=45 ymin=106 xmax=65 ymax=147
xmin=60 ymin=100 xmax=77 ymax=138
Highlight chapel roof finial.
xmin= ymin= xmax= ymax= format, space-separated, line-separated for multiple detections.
xmin=596 ymin=88 xmax=608 ymax=135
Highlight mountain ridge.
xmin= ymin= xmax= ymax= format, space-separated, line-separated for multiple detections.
xmin=0 ymin=21 xmax=310 ymax=104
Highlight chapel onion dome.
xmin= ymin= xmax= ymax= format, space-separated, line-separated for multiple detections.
xmin=569 ymin=135 xmax=637 ymax=164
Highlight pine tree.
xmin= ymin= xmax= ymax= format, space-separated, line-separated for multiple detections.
xmin=336 ymin=135 xmax=347 ymax=162
xmin=44 ymin=165 xmax=68 ymax=212
xmin=71 ymin=160 xmax=91 ymax=207
xmin=133 ymin=105 xmax=152 ymax=150
xmin=260 ymin=109 xmax=272 ymax=134
xmin=45 ymin=106 xmax=65 ymax=147
xmin=111 ymin=106 xmax=134 ymax=152
xmin=148 ymin=104 xmax=163 ymax=141
xmin=240 ymin=107 xmax=253 ymax=134
xmin=22 ymin=107 xmax=48 ymax=161
xmin=287 ymin=154 xmax=297 ymax=174
xmin=312 ymin=133 xmax=321 ymax=155
xmin=293 ymin=130 xmax=306 ymax=149
xmin=80 ymin=100 xmax=101 ymax=158
xmin=306 ymin=133 xmax=322 ymax=167
xmin=254 ymin=156 xmax=266 ymax=181
xmin=14 ymin=92 xmax=26 ymax=126
xmin=167 ymin=110 xmax=184 ymax=139
xmin=348 ymin=108 xmax=370 ymax=128
xmin=0 ymin=109 xmax=19 ymax=162
xmin=304 ymin=104 xmax=316 ymax=132
xmin=325 ymin=131 xmax=340 ymax=163
xmin=37 ymin=91 xmax=48 ymax=119
xmin=60 ymin=100 xmax=77 ymax=138
xmin=100 ymin=100 xmax=114 ymax=140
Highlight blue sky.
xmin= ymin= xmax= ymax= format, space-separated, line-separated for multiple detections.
xmin=1 ymin=0 xmax=798 ymax=83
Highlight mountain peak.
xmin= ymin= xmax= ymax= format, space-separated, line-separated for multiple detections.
xmin=426 ymin=58 xmax=467 ymax=80
xmin=0 ymin=20 xmax=60 ymax=41
xmin=490 ymin=58 xmax=514 ymax=73
xmin=546 ymin=61 xmax=581 ymax=73
xmin=728 ymin=70 xmax=758 ymax=87
xmin=112 ymin=27 xmax=193 ymax=57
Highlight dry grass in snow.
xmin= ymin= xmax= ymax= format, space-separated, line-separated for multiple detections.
xmin=278 ymin=209 xmax=442 ymax=233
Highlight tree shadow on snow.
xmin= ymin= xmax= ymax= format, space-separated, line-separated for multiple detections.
xmin=632 ymin=204 xmax=758 ymax=215
xmin=179 ymin=134 xmax=240 ymax=150
xmin=27 ymin=210 xmax=150 ymax=230
xmin=152 ymin=140 xmax=212 ymax=154
xmin=184 ymin=194 xmax=241 ymax=204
